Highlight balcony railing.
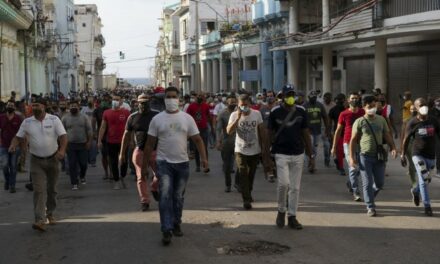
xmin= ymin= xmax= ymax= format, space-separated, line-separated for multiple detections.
xmin=383 ymin=0 xmax=440 ymax=18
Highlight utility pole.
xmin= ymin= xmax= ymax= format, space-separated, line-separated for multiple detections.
xmin=23 ymin=31 xmax=29 ymax=103
xmin=194 ymin=0 xmax=200 ymax=92
xmin=0 ymin=22 xmax=3 ymax=98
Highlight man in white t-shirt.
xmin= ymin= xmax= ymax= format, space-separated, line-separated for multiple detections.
xmin=227 ymin=93 xmax=270 ymax=210
xmin=142 ymin=86 xmax=208 ymax=246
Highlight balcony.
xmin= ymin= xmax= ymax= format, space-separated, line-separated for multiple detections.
xmin=200 ymin=31 xmax=221 ymax=46
xmin=383 ymin=0 xmax=440 ymax=18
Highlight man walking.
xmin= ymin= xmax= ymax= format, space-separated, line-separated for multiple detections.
xmin=0 ymin=100 xmax=23 ymax=193
xmin=9 ymin=97 xmax=67 ymax=231
xmin=62 ymin=100 xmax=93 ymax=190
xmin=98 ymin=93 xmax=131 ymax=189
xmin=120 ymin=94 xmax=158 ymax=211
xmin=142 ymin=87 xmax=208 ymax=246
xmin=268 ymin=86 xmax=313 ymax=229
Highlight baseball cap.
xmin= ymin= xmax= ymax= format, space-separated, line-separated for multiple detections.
xmin=282 ymin=84 xmax=295 ymax=95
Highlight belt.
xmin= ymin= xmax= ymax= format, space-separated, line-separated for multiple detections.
xmin=32 ymin=152 xmax=57 ymax=160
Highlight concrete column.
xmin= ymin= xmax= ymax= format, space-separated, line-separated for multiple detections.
xmin=190 ymin=63 xmax=196 ymax=92
xmin=231 ymin=58 xmax=239 ymax=92
xmin=261 ymin=42 xmax=273 ymax=91
xmin=3 ymin=45 xmax=11 ymax=96
xmin=242 ymin=57 xmax=251 ymax=91
xmin=212 ymin=59 xmax=219 ymax=93
xmin=287 ymin=0 xmax=300 ymax=88
xmin=374 ymin=38 xmax=387 ymax=94
xmin=257 ymin=55 xmax=261 ymax=91
xmin=273 ymin=50 xmax=286 ymax=92
xmin=322 ymin=0 xmax=330 ymax=29
xmin=219 ymin=58 xmax=227 ymax=92
xmin=206 ymin=60 xmax=212 ymax=93
xmin=289 ymin=0 xmax=299 ymax=34
xmin=322 ymin=46 xmax=332 ymax=94
xmin=200 ymin=60 xmax=206 ymax=92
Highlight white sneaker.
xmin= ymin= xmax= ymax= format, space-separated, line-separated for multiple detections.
xmin=113 ymin=182 xmax=121 ymax=190
xmin=72 ymin=184 xmax=79 ymax=190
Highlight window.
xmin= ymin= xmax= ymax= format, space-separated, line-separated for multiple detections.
xmin=200 ymin=21 xmax=216 ymax=35
xmin=82 ymin=23 xmax=86 ymax=27
xmin=181 ymin=19 xmax=187 ymax=39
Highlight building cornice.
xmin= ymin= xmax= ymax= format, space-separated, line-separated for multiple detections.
xmin=0 ymin=0 xmax=33 ymax=30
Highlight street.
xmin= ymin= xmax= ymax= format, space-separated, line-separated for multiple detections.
xmin=0 ymin=148 xmax=439 ymax=264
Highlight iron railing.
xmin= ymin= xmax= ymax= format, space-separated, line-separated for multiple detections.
xmin=383 ymin=0 xmax=440 ymax=18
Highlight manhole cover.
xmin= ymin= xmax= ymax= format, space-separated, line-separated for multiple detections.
xmin=217 ymin=240 xmax=290 ymax=256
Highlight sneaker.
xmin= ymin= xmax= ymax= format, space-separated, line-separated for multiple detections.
xmin=162 ymin=231 xmax=172 ymax=246
xmin=225 ymin=186 xmax=231 ymax=193
xmin=203 ymin=168 xmax=210 ymax=173
xmin=141 ymin=203 xmax=150 ymax=212
xmin=80 ymin=178 xmax=86 ymax=185
xmin=113 ymin=182 xmax=121 ymax=190
xmin=72 ymin=185 xmax=79 ymax=190
xmin=411 ymin=189 xmax=420 ymax=207
xmin=32 ymin=222 xmax=46 ymax=232
xmin=195 ymin=167 xmax=201 ymax=172
xmin=243 ymin=202 xmax=252 ymax=210
xmin=172 ymin=224 xmax=183 ymax=237
xmin=9 ymin=187 xmax=16 ymax=193
xmin=353 ymin=193 xmax=362 ymax=202
xmin=367 ymin=208 xmax=377 ymax=217
xmin=47 ymin=216 xmax=56 ymax=225
xmin=276 ymin=211 xmax=286 ymax=228
xmin=152 ymin=191 xmax=159 ymax=201
xmin=287 ymin=216 xmax=303 ymax=230
xmin=121 ymin=178 xmax=127 ymax=189
xmin=267 ymin=174 xmax=276 ymax=183
xmin=25 ymin=183 xmax=33 ymax=191
xmin=425 ymin=206 xmax=433 ymax=216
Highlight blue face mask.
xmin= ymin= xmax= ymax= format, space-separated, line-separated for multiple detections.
xmin=239 ymin=105 xmax=250 ymax=113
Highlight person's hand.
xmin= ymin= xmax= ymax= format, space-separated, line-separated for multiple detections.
xmin=216 ymin=142 xmax=223 ymax=151
xmin=201 ymin=159 xmax=209 ymax=171
xmin=97 ymin=141 xmax=102 ymax=149
xmin=56 ymin=150 xmax=65 ymax=160
xmin=308 ymin=157 xmax=315 ymax=172
xmin=349 ymin=157 xmax=358 ymax=169
xmin=390 ymin=149 xmax=397 ymax=159
xmin=8 ymin=145 xmax=16 ymax=153
xmin=330 ymin=147 xmax=336 ymax=158
xmin=400 ymin=155 xmax=407 ymax=167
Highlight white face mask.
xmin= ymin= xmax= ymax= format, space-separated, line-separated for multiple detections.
xmin=366 ymin=108 xmax=377 ymax=116
xmin=419 ymin=106 xmax=429 ymax=116
xmin=165 ymin=99 xmax=179 ymax=112
xmin=112 ymin=100 xmax=120 ymax=109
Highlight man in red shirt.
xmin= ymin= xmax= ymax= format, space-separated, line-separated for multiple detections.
xmin=186 ymin=93 xmax=211 ymax=172
xmin=331 ymin=92 xmax=365 ymax=201
xmin=98 ymin=93 xmax=131 ymax=189
xmin=0 ymin=100 xmax=24 ymax=193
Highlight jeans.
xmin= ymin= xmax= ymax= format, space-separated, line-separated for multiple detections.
xmin=275 ymin=153 xmax=304 ymax=216
xmin=67 ymin=143 xmax=88 ymax=185
xmin=221 ymin=140 xmax=239 ymax=188
xmin=107 ymin=143 xmax=128 ymax=182
xmin=88 ymin=139 xmax=97 ymax=165
xmin=156 ymin=160 xmax=190 ymax=232
xmin=412 ymin=155 xmax=435 ymax=207
xmin=235 ymin=153 xmax=259 ymax=203
xmin=321 ymin=134 xmax=331 ymax=164
xmin=343 ymin=143 xmax=361 ymax=194
xmin=359 ymin=154 xmax=385 ymax=209
xmin=194 ymin=128 xmax=209 ymax=168
xmin=30 ymin=155 xmax=59 ymax=223
xmin=1 ymin=147 xmax=20 ymax=188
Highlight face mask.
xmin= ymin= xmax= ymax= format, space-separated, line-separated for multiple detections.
xmin=284 ymin=96 xmax=295 ymax=106
xmin=6 ymin=107 xmax=15 ymax=114
xmin=228 ymin=104 xmax=236 ymax=111
xmin=239 ymin=105 xmax=250 ymax=113
xmin=419 ymin=106 xmax=429 ymax=116
xmin=112 ymin=100 xmax=120 ymax=109
xmin=222 ymin=97 xmax=227 ymax=103
xmin=32 ymin=108 xmax=43 ymax=117
xmin=165 ymin=99 xmax=179 ymax=112
xmin=366 ymin=108 xmax=377 ymax=116
xmin=70 ymin=108 xmax=79 ymax=115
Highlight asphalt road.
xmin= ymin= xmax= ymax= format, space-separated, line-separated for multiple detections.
xmin=1 ymin=148 xmax=439 ymax=264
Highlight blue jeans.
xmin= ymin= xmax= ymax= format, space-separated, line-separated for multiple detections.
xmin=359 ymin=154 xmax=385 ymax=209
xmin=343 ymin=143 xmax=360 ymax=194
xmin=156 ymin=160 xmax=190 ymax=232
xmin=67 ymin=143 xmax=89 ymax=185
xmin=1 ymin=147 xmax=20 ymax=188
xmin=412 ymin=156 xmax=435 ymax=207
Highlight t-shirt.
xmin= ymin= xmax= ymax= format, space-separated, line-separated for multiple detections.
xmin=213 ymin=102 xmax=226 ymax=116
xmin=103 ymin=108 xmax=131 ymax=144
xmin=406 ymin=117 xmax=440 ymax=159
xmin=328 ymin=104 xmax=346 ymax=133
xmin=186 ymin=102 xmax=210 ymax=129
xmin=402 ymin=100 xmax=413 ymax=122
xmin=352 ymin=115 xmax=389 ymax=156
xmin=0 ymin=114 xmax=23 ymax=148
xmin=216 ymin=108 xmax=235 ymax=144
xmin=268 ymin=105 xmax=308 ymax=155
xmin=126 ymin=111 xmax=158 ymax=149
xmin=303 ymin=102 xmax=326 ymax=135
xmin=228 ymin=109 xmax=263 ymax=156
xmin=81 ymin=106 xmax=94 ymax=121
xmin=148 ymin=111 xmax=199 ymax=163
xmin=260 ymin=106 xmax=271 ymax=128
xmin=62 ymin=113 xmax=92 ymax=144
xmin=338 ymin=108 xmax=365 ymax=144
xmin=323 ymin=102 xmax=336 ymax=117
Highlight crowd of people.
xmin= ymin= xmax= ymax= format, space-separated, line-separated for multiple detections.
xmin=1 ymin=86 xmax=439 ymax=246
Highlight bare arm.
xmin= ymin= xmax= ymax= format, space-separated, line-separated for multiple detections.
xmin=142 ymin=135 xmax=158 ymax=176
xmin=226 ymin=111 xmax=241 ymax=135
xmin=331 ymin=124 xmax=343 ymax=154
xmin=349 ymin=131 xmax=361 ymax=167
xmin=119 ymin=130 xmax=133 ymax=163
xmin=191 ymin=134 xmax=208 ymax=169
xmin=97 ymin=120 xmax=107 ymax=146
xmin=56 ymin=134 xmax=68 ymax=159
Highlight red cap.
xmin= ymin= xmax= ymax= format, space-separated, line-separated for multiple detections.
xmin=154 ymin=86 xmax=165 ymax=94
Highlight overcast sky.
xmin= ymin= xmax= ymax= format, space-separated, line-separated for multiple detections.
xmin=74 ymin=0 xmax=177 ymax=79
